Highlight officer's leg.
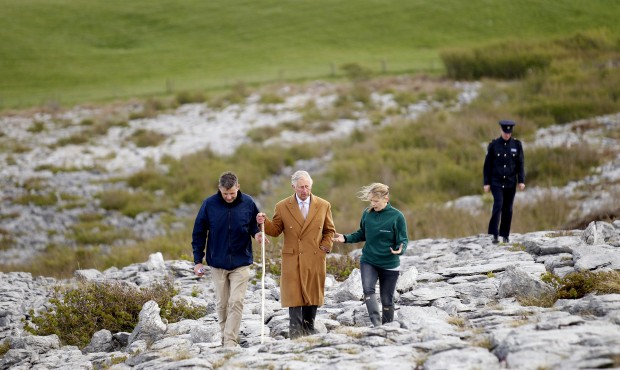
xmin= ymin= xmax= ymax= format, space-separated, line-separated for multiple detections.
xmin=488 ymin=186 xmax=503 ymax=241
xmin=499 ymin=186 xmax=517 ymax=240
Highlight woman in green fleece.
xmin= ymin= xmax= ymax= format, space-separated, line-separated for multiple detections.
xmin=334 ymin=183 xmax=408 ymax=326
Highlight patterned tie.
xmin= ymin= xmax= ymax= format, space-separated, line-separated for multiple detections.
xmin=301 ymin=202 xmax=308 ymax=219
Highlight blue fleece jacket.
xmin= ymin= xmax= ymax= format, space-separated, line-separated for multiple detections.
xmin=191 ymin=191 xmax=260 ymax=270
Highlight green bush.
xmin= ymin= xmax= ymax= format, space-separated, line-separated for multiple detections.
xmin=14 ymin=192 xmax=57 ymax=207
xmin=98 ymin=189 xmax=170 ymax=217
xmin=176 ymin=91 xmax=206 ymax=105
xmin=0 ymin=340 xmax=9 ymax=357
xmin=24 ymin=278 xmax=205 ymax=348
xmin=440 ymin=41 xmax=552 ymax=80
xmin=326 ymin=255 xmax=359 ymax=282
xmin=526 ymin=144 xmax=606 ymax=187
xmin=541 ymin=270 xmax=620 ymax=301
xmin=129 ymin=129 xmax=167 ymax=148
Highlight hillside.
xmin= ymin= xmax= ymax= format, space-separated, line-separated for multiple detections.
xmin=1 ymin=0 xmax=619 ymax=109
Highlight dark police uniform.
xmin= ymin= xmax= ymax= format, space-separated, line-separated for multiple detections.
xmin=483 ymin=121 xmax=525 ymax=242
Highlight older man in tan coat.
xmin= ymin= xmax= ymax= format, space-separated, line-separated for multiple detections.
xmin=257 ymin=170 xmax=335 ymax=338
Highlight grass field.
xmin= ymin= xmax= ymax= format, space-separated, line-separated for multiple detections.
xmin=1 ymin=0 xmax=619 ymax=109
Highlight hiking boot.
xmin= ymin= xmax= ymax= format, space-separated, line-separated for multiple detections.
xmin=381 ymin=306 xmax=395 ymax=324
xmin=364 ymin=294 xmax=381 ymax=327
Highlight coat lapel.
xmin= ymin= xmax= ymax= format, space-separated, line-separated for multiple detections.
xmin=286 ymin=195 xmax=306 ymax=227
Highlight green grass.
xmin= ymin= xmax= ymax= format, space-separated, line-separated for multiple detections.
xmin=1 ymin=0 xmax=619 ymax=109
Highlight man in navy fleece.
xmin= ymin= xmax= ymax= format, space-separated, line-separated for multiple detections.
xmin=192 ymin=171 xmax=267 ymax=348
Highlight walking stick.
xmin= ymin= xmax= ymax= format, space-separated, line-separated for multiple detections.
xmin=261 ymin=222 xmax=266 ymax=344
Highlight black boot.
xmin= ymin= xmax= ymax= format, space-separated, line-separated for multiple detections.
xmin=364 ymin=294 xmax=381 ymax=327
xmin=289 ymin=307 xmax=304 ymax=339
xmin=382 ymin=306 xmax=394 ymax=324
xmin=492 ymin=235 xmax=499 ymax=244
xmin=302 ymin=305 xmax=318 ymax=335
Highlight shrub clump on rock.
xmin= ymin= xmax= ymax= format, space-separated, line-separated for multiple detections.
xmin=23 ymin=277 xmax=205 ymax=348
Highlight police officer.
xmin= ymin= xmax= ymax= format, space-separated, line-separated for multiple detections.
xmin=483 ymin=120 xmax=525 ymax=244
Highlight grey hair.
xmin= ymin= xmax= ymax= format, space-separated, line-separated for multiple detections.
xmin=291 ymin=170 xmax=313 ymax=186
xmin=219 ymin=171 xmax=238 ymax=189
xmin=357 ymin=183 xmax=389 ymax=201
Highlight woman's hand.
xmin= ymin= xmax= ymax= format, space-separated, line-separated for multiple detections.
xmin=333 ymin=233 xmax=345 ymax=243
xmin=390 ymin=243 xmax=404 ymax=255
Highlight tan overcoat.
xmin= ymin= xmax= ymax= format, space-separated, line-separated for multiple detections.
xmin=264 ymin=194 xmax=335 ymax=307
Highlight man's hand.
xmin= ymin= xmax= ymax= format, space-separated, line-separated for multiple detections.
xmin=319 ymin=246 xmax=330 ymax=253
xmin=256 ymin=213 xmax=266 ymax=225
xmin=483 ymin=185 xmax=490 ymax=193
xmin=518 ymin=183 xmax=525 ymax=191
xmin=333 ymin=233 xmax=345 ymax=243
xmin=255 ymin=232 xmax=270 ymax=245
xmin=194 ymin=263 xmax=205 ymax=277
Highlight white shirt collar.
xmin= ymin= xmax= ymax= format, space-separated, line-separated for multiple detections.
xmin=295 ymin=195 xmax=310 ymax=205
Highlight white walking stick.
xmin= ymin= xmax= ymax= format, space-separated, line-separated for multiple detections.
xmin=261 ymin=222 xmax=266 ymax=344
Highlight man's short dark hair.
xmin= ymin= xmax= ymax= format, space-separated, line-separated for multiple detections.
xmin=219 ymin=172 xmax=238 ymax=189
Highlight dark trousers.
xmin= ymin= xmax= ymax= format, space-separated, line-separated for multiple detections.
xmin=289 ymin=306 xmax=318 ymax=338
xmin=360 ymin=262 xmax=399 ymax=307
xmin=488 ymin=185 xmax=517 ymax=238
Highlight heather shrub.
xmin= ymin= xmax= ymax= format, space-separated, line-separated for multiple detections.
xmin=543 ymin=270 xmax=620 ymax=300
xmin=326 ymin=255 xmax=359 ymax=282
xmin=129 ymin=129 xmax=167 ymax=148
xmin=441 ymin=41 xmax=552 ymax=80
xmin=24 ymin=278 xmax=205 ymax=348
xmin=0 ymin=340 xmax=8 ymax=357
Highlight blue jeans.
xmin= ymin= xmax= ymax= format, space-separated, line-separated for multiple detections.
xmin=360 ymin=262 xmax=399 ymax=307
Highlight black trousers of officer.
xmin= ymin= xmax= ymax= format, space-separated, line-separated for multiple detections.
xmin=488 ymin=185 xmax=517 ymax=238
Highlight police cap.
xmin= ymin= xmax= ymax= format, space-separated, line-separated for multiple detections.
xmin=499 ymin=120 xmax=516 ymax=134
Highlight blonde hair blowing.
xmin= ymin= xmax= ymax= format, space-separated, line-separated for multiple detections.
xmin=357 ymin=183 xmax=389 ymax=201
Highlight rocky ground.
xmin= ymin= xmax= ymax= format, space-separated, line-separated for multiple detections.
xmin=1 ymin=221 xmax=620 ymax=369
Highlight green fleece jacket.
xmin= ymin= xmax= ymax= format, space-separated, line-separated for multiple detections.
xmin=343 ymin=203 xmax=408 ymax=269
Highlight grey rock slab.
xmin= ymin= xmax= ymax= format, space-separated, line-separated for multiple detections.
xmin=523 ymin=236 xmax=579 ymax=255
xmin=534 ymin=311 xmax=585 ymax=330
xmin=492 ymin=321 xmax=620 ymax=365
xmin=399 ymin=282 xmax=457 ymax=304
xmin=83 ymin=329 xmax=114 ymax=353
xmin=572 ymin=244 xmax=620 ymax=271
xmin=10 ymin=334 xmax=61 ymax=354
xmin=581 ymin=220 xmax=620 ymax=246
xmin=555 ymin=294 xmax=620 ymax=317
xmin=498 ymin=265 xmax=554 ymax=299
xmin=332 ymin=268 xmax=363 ymax=303
xmin=127 ymin=300 xmax=167 ymax=345
xmin=440 ymin=260 xmax=544 ymax=277
xmin=395 ymin=266 xmax=418 ymax=293
xmin=424 ymin=347 xmax=501 ymax=370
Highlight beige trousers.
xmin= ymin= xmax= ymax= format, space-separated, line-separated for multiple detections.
xmin=211 ymin=265 xmax=250 ymax=347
